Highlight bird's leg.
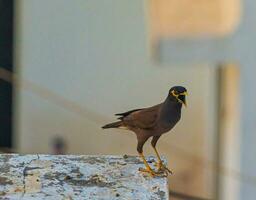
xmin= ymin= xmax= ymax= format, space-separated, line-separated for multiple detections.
xmin=152 ymin=147 xmax=172 ymax=174
xmin=151 ymin=136 xmax=173 ymax=174
xmin=137 ymin=139 xmax=158 ymax=177
xmin=138 ymin=152 xmax=158 ymax=176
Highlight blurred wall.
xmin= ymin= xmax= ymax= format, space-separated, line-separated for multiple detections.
xmin=14 ymin=0 xmax=217 ymax=198
xmin=149 ymin=0 xmax=240 ymax=38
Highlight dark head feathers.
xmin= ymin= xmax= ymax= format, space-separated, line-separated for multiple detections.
xmin=169 ymin=86 xmax=187 ymax=94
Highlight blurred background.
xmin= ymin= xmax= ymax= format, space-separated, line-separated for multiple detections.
xmin=1 ymin=0 xmax=256 ymax=199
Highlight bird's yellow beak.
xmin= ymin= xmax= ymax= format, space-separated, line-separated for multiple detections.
xmin=178 ymin=91 xmax=188 ymax=107
xmin=171 ymin=90 xmax=188 ymax=107
xmin=180 ymin=91 xmax=188 ymax=96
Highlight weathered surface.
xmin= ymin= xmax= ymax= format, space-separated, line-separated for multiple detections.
xmin=0 ymin=154 xmax=168 ymax=200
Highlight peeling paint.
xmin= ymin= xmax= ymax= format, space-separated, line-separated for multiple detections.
xmin=0 ymin=177 xmax=13 ymax=185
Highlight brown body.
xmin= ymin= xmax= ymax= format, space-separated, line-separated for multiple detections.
xmin=102 ymin=86 xmax=187 ymax=176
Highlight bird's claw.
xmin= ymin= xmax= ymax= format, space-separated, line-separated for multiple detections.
xmin=138 ymin=167 xmax=163 ymax=177
xmin=155 ymin=162 xmax=173 ymax=175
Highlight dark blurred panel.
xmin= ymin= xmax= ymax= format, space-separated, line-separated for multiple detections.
xmin=0 ymin=0 xmax=14 ymax=147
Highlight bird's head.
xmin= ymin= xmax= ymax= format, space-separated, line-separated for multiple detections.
xmin=169 ymin=86 xmax=188 ymax=107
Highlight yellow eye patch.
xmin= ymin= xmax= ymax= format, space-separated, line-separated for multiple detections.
xmin=171 ymin=90 xmax=179 ymax=97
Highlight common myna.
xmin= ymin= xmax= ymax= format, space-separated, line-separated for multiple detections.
xmin=102 ymin=86 xmax=187 ymax=176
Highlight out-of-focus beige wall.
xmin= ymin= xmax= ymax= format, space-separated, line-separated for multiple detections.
xmin=14 ymin=0 xmax=217 ymax=198
xmin=218 ymin=65 xmax=240 ymax=200
xmin=149 ymin=0 xmax=240 ymax=39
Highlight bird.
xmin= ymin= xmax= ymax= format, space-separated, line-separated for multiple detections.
xmin=102 ymin=86 xmax=187 ymax=176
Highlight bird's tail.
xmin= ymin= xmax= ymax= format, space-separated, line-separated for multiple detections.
xmin=102 ymin=121 xmax=123 ymax=129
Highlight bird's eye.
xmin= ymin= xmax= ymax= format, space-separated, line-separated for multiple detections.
xmin=171 ymin=90 xmax=179 ymax=96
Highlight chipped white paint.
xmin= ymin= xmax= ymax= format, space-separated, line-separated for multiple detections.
xmin=0 ymin=154 xmax=168 ymax=199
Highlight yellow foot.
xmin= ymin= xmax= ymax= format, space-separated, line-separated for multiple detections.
xmin=155 ymin=162 xmax=173 ymax=175
xmin=138 ymin=167 xmax=161 ymax=177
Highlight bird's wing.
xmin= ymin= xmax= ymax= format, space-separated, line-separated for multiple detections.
xmin=122 ymin=104 xmax=161 ymax=129
xmin=115 ymin=109 xmax=143 ymax=119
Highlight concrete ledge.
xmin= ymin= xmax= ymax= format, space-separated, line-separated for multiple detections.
xmin=0 ymin=154 xmax=168 ymax=199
